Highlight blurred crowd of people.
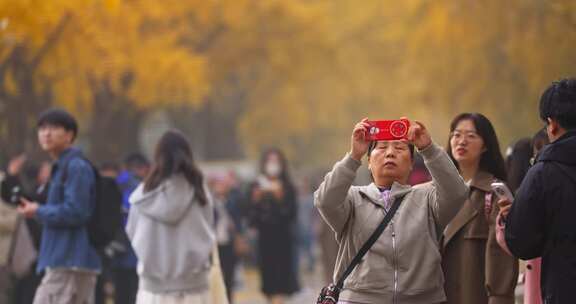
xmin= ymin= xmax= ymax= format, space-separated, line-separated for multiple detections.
xmin=0 ymin=78 xmax=575 ymax=304
xmin=0 ymin=109 xmax=333 ymax=304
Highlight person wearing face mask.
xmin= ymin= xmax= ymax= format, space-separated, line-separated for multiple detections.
xmin=315 ymin=118 xmax=468 ymax=304
xmin=247 ymin=148 xmax=300 ymax=304
xmin=441 ymin=113 xmax=518 ymax=304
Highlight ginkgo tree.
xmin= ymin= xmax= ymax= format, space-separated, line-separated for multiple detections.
xmin=1 ymin=0 xmax=575 ymax=166
xmin=233 ymin=0 xmax=576 ymax=165
xmin=0 ymin=0 xmax=213 ymax=160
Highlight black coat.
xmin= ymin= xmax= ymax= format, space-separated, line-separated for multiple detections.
xmin=505 ymin=130 xmax=576 ymax=304
xmin=247 ymin=179 xmax=300 ymax=296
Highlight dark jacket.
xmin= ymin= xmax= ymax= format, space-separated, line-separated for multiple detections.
xmin=248 ymin=177 xmax=300 ymax=296
xmin=112 ymin=170 xmax=139 ymax=269
xmin=505 ymin=130 xmax=576 ymax=304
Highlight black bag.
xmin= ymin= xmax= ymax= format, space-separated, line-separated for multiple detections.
xmin=60 ymin=157 xmax=123 ymax=252
xmin=316 ymin=197 xmax=402 ymax=304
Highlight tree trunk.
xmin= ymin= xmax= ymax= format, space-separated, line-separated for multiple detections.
xmin=88 ymin=75 xmax=145 ymax=164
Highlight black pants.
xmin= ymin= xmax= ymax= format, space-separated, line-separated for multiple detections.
xmin=113 ymin=268 xmax=138 ymax=304
xmin=94 ymin=272 xmax=108 ymax=304
xmin=219 ymin=243 xmax=238 ymax=303
xmin=14 ymin=267 xmax=43 ymax=304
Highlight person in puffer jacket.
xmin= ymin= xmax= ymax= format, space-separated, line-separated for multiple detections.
xmin=315 ymin=118 xmax=468 ymax=304
xmin=501 ymin=78 xmax=576 ymax=304
xmin=126 ymin=130 xmax=215 ymax=304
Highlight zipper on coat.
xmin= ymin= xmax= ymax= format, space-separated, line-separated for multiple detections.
xmin=392 ymin=221 xmax=398 ymax=304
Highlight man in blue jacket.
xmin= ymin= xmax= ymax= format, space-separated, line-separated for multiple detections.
xmin=504 ymin=78 xmax=576 ymax=304
xmin=18 ymin=108 xmax=100 ymax=304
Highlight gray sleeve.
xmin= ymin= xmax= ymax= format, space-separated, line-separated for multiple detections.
xmin=314 ymin=154 xmax=360 ymax=236
xmin=419 ymin=143 xmax=468 ymax=230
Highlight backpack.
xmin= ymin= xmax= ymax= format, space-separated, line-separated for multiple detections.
xmin=60 ymin=157 xmax=123 ymax=252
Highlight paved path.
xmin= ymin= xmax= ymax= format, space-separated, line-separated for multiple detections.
xmin=235 ymin=266 xmax=525 ymax=304
xmin=235 ymin=267 xmax=323 ymax=304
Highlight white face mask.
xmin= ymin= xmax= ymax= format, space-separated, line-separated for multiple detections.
xmin=265 ymin=162 xmax=282 ymax=178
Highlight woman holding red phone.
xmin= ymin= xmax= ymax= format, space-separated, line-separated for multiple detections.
xmin=315 ymin=118 xmax=467 ymax=304
xmin=442 ymin=113 xmax=518 ymax=304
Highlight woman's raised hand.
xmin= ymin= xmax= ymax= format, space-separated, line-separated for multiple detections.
xmin=406 ymin=119 xmax=432 ymax=150
xmin=350 ymin=118 xmax=371 ymax=161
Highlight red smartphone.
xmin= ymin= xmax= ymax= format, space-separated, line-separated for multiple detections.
xmin=366 ymin=119 xmax=410 ymax=141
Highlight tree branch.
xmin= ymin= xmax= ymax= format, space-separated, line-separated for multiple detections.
xmin=30 ymin=12 xmax=73 ymax=69
xmin=193 ymin=23 xmax=227 ymax=53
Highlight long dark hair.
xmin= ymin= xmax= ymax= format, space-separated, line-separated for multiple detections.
xmin=532 ymin=127 xmax=549 ymax=153
xmin=446 ymin=113 xmax=507 ymax=182
xmin=144 ymin=130 xmax=208 ymax=206
xmin=506 ymin=138 xmax=532 ymax=193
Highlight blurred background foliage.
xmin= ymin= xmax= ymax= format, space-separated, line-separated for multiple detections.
xmin=1 ymin=0 xmax=575 ymax=167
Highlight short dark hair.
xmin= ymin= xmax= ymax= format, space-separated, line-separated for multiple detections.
xmin=446 ymin=113 xmax=507 ymax=182
xmin=124 ymin=153 xmax=150 ymax=169
xmin=37 ymin=108 xmax=78 ymax=139
xmin=100 ymin=161 xmax=120 ymax=173
xmin=539 ymin=78 xmax=576 ymax=130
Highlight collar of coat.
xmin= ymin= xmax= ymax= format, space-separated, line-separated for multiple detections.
xmin=468 ymin=170 xmax=494 ymax=193
xmin=443 ymin=170 xmax=495 ymax=247
xmin=358 ymin=182 xmax=412 ymax=208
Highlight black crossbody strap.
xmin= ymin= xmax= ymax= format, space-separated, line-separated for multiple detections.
xmin=336 ymin=196 xmax=403 ymax=289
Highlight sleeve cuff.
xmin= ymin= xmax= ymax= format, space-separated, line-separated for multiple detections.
xmin=342 ymin=153 xmax=362 ymax=172
xmin=35 ymin=205 xmax=47 ymax=221
xmin=417 ymin=142 xmax=442 ymax=159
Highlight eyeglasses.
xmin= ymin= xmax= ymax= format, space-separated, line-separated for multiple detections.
xmin=450 ymin=131 xmax=481 ymax=141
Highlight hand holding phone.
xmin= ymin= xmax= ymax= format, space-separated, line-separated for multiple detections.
xmin=366 ymin=119 xmax=411 ymax=141
xmin=491 ymin=182 xmax=514 ymax=202
xmin=258 ymin=176 xmax=273 ymax=191
xmin=350 ymin=118 xmax=372 ymax=161
xmin=16 ymin=197 xmax=39 ymax=218
xmin=492 ymin=182 xmax=513 ymax=226
xmin=10 ymin=186 xmax=22 ymax=205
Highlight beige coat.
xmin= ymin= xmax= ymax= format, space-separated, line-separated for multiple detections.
xmin=0 ymin=202 xmax=18 ymax=266
xmin=0 ymin=200 xmax=37 ymax=278
xmin=441 ymin=171 xmax=518 ymax=304
xmin=315 ymin=143 xmax=468 ymax=304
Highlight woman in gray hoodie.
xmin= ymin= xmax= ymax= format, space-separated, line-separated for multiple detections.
xmin=127 ymin=130 xmax=215 ymax=304
xmin=315 ymin=118 xmax=468 ymax=304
